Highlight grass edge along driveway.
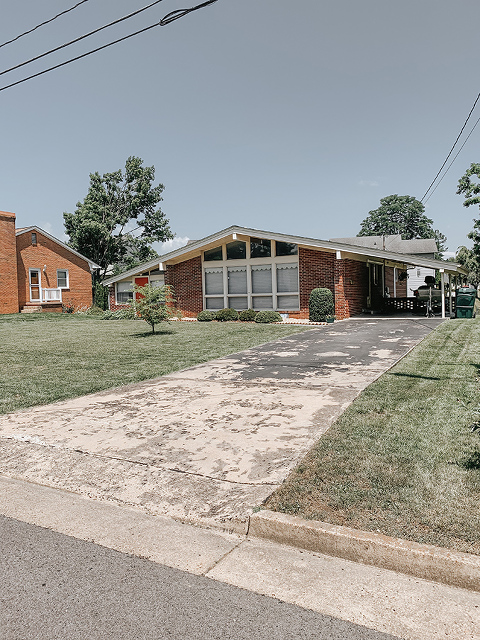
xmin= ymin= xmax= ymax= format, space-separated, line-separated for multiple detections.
xmin=0 ymin=314 xmax=310 ymax=415
xmin=266 ymin=319 xmax=480 ymax=556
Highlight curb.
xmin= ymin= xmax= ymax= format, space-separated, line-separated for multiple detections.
xmin=248 ymin=510 xmax=480 ymax=592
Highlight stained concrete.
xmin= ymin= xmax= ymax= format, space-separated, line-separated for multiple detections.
xmin=0 ymin=318 xmax=442 ymax=531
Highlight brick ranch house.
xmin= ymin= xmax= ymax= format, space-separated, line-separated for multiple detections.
xmin=102 ymin=225 xmax=466 ymax=320
xmin=0 ymin=210 xmax=100 ymax=314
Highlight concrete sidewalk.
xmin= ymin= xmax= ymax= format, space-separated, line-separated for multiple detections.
xmin=1 ymin=477 xmax=479 ymax=640
xmin=0 ymin=317 xmax=442 ymax=532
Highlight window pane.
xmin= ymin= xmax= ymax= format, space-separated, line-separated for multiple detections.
xmin=250 ymin=237 xmax=271 ymax=258
xmin=57 ymin=270 xmax=68 ymax=288
xmin=205 ymin=269 xmax=224 ymax=295
xmin=117 ymin=281 xmax=133 ymax=303
xmin=277 ymin=295 xmax=299 ymax=310
xmin=204 ymin=246 xmax=223 ymax=261
xmin=228 ymin=296 xmax=248 ymax=310
xmin=206 ymin=297 xmax=224 ymax=310
xmin=228 ymin=267 xmax=247 ymax=294
xmin=226 ymin=240 xmax=246 ymax=260
xmin=252 ymin=296 xmax=273 ymax=309
xmin=276 ymin=241 xmax=298 ymax=256
xmin=276 ymin=264 xmax=298 ymax=292
xmin=251 ymin=265 xmax=272 ymax=293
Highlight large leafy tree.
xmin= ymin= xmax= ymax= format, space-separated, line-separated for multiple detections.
xmin=457 ymin=162 xmax=480 ymax=258
xmin=358 ymin=194 xmax=447 ymax=256
xmin=64 ymin=156 xmax=173 ymax=279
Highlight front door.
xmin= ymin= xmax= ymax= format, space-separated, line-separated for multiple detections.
xmin=367 ymin=263 xmax=384 ymax=311
xmin=134 ymin=277 xmax=149 ymax=300
xmin=29 ymin=269 xmax=41 ymax=302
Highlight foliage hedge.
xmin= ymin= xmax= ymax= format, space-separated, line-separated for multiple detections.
xmin=254 ymin=310 xmax=283 ymax=323
xmin=309 ymin=288 xmax=334 ymax=322
xmin=215 ymin=308 xmax=239 ymax=322
xmin=101 ymin=308 xmax=135 ymax=320
xmin=197 ymin=310 xmax=217 ymax=322
xmin=239 ymin=308 xmax=257 ymax=322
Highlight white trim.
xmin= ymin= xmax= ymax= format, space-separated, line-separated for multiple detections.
xmin=29 ymin=268 xmax=41 ymax=302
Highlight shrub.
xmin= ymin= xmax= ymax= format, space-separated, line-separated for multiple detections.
xmin=100 ymin=308 xmax=135 ymax=320
xmin=309 ymin=287 xmax=334 ymax=322
xmin=254 ymin=310 xmax=283 ymax=323
xmin=93 ymin=282 xmax=108 ymax=310
xmin=197 ymin=310 xmax=217 ymax=322
xmin=239 ymin=308 xmax=256 ymax=322
xmin=215 ymin=308 xmax=239 ymax=322
xmin=62 ymin=301 xmax=75 ymax=314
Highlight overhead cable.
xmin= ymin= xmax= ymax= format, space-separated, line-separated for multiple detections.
xmin=0 ymin=0 xmax=220 ymax=94
xmin=0 ymin=0 xmax=168 ymax=78
xmin=423 ymin=115 xmax=480 ymax=204
xmin=0 ymin=0 xmax=91 ymax=50
xmin=421 ymin=92 xmax=480 ymax=202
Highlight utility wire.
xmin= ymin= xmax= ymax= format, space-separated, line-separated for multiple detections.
xmin=421 ymin=92 xmax=480 ymax=202
xmin=0 ymin=0 xmax=91 ymax=50
xmin=0 ymin=0 xmax=168 ymax=78
xmin=423 ymin=115 xmax=480 ymax=204
xmin=0 ymin=1 xmax=219 ymax=94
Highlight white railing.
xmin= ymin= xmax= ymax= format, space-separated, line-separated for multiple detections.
xmin=42 ymin=288 xmax=62 ymax=302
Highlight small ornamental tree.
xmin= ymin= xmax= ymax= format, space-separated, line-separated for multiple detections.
xmin=132 ymin=283 xmax=176 ymax=334
xmin=309 ymin=288 xmax=334 ymax=322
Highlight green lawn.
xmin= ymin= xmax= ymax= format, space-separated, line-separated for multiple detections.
xmin=266 ymin=319 xmax=480 ymax=555
xmin=0 ymin=313 xmax=309 ymax=415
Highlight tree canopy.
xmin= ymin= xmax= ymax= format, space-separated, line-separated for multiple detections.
xmin=358 ymin=194 xmax=447 ymax=255
xmin=457 ymin=163 xmax=480 ymax=283
xmin=63 ymin=156 xmax=173 ymax=279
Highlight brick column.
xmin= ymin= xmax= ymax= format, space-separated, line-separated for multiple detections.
xmin=0 ymin=211 xmax=19 ymax=314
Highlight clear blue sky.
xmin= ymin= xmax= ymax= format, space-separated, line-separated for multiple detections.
xmin=1 ymin=0 xmax=479 ymax=256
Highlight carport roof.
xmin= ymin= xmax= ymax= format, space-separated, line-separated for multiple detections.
xmin=102 ymin=225 xmax=467 ymax=285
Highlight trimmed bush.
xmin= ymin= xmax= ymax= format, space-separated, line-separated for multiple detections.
xmin=239 ymin=308 xmax=257 ymax=322
xmin=197 ymin=310 xmax=217 ymax=322
xmin=309 ymin=287 xmax=334 ymax=322
xmin=254 ymin=310 xmax=282 ymax=323
xmin=100 ymin=308 xmax=135 ymax=320
xmin=215 ymin=308 xmax=239 ymax=322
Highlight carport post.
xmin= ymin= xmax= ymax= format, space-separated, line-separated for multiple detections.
xmin=440 ymin=269 xmax=445 ymax=318
xmin=448 ymin=273 xmax=453 ymax=317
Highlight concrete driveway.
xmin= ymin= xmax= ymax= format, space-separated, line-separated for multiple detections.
xmin=0 ymin=317 xmax=443 ymax=532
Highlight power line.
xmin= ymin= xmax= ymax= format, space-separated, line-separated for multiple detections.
xmin=0 ymin=0 xmax=91 ymax=50
xmin=423 ymin=115 xmax=480 ymax=204
xmin=0 ymin=1 xmax=219 ymax=94
xmin=421 ymin=92 xmax=480 ymax=202
xmin=0 ymin=0 xmax=168 ymax=78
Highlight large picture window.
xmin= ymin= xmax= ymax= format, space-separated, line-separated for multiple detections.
xmin=202 ymin=237 xmax=299 ymax=311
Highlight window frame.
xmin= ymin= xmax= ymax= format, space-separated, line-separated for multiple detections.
xmin=56 ymin=269 xmax=69 ymax=289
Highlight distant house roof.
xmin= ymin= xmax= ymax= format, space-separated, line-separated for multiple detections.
xmin=330 ymin=234 xmax=438 ymax=255
xmin=16 ymin=226 xmax=101 ymax=271
xmin=103 ymin=225 xmax=465 ymax=286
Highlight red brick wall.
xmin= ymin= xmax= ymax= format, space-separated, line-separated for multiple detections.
xmin=165 ymin=256 xmax=203 ymax=317
xmin=334 ymin=259 xmax=369 ymax=319
xmin=297 ymin=247 xmax=335 ymax=317
xmin=16 ymin=231 xmax=93 ymax=311
xmin=0 ymin=211 xmax=19 ymax=314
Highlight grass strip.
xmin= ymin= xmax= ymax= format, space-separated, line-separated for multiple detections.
xmin=266 ymin=319 xmax=480 ymax=555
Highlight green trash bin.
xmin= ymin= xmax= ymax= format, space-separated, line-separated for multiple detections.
xmin=456 ymin=286 xmax=477 ymax=318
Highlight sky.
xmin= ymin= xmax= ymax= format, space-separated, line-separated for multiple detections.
xmin=1 ymin=0 xmax=479 ymax=257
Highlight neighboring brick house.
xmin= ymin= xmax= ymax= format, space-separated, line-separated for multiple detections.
xmin=103 ymin=226 xmax=465 ymax=320
xmin=0 ymin=210 xmax=100 ymax=314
